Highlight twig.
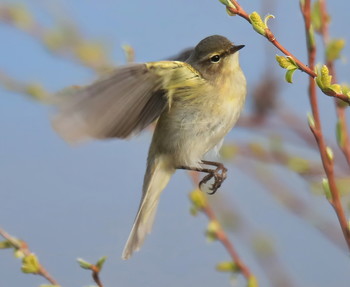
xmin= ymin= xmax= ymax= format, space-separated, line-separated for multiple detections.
xmin=0 ymin=228 xmax=60 ymax=285
xmin=319 ymin=0 xmax=350 ymax=166
xmin=225 ymin=0 xmax=350 ymax=105
xmin=91 ymin=266 xmax=104 ymax=287
xmin=188 ymin=173 xmax=254 ymax=281
xmin=300 ymin=0 xmax=350 ymax=250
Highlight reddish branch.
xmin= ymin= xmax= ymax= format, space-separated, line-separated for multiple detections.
xmin=319 ymin=0 xmax=350 ymax=166
xmin=188 ymin=172 xmax=253 ymax=280
xmin=300 ymin=0 xmax=350 ymax=250
xmin=227 ymin=0 xmax=350 ymax=105
xmin=0 ymin=228 xmax=59 ymax=286
xmin=91 ymin=265 xmax=104 ymax=287
xmin=223 ymin=0 xmax=350 ymax=250
xmin=203 ymin=204 xmax=252 ymax=279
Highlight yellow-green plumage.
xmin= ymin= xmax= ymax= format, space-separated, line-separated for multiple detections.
xmin=52 ymin=35 xmax=247 ymax=259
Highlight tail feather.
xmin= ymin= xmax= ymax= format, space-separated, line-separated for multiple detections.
xmin=122 ymin=155 xmax=174 ymax=260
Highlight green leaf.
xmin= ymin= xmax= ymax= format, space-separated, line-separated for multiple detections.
xmin=321 ymin=65 xmax=332 ymax=87
xmin=311 ymin=1 xmax=322 ymax=32
xmin=95 ymin=256 xmax=107 ymax=270
xmin=249 ymin=12 xmax=267 ymax=36
xmin=308 ymin=26 xmax=316 ymax=49
xmin=326 ymin=146 xmax=334 ymax=161
xmin=330 ymin=84 xmax=342 ymax=94
xmin=21 ymin=253 xmax=40 ymax=274
xmin=218 ymin=0 xmax=236 ymax=9
xmin=322 ymin=178 xmax=331 ymax=200
xmin=264 ymin=14 xmax=275 ymax=27
xmin=326 ymin=39 xmax=345 ymax=62
xmin=77 ymin=258 xmax=92 ymax=270
xmin=307 ymin=113 xmax=315 ymax=129
xmin=287 ymin=157 xmax=310 ymax=174
xmin=14 ymin=249 xmax=25 ymax=258
xmin=247 ymin=275 xmax=259 ymax=287
xmin=189 ymin=189 xmax=207 ymax=210
xmin=206 ymin=221 xmax=221 ymax=242
xmin=285 ymin=68 xmax=297 ymax=83
xmin=0 ymin=240 xmax=12 ymax=249
xmin=216 ymin=261 xmax=240 ymax=273
xmin=336 ymin=121 xmax=345 ymax=148
xmin=275 ymin=55 xmax=298 ymax=71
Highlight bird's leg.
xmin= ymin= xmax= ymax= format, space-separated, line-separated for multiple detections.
xmin=177 ymin=160 xmax=227 ymax=195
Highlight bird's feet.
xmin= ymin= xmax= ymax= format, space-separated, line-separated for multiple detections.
xmin=199 ymin=163 xmax=227 ymax=195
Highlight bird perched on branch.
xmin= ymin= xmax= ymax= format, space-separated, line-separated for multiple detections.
xmin=52 ymin=35 xmax=246 ymax=259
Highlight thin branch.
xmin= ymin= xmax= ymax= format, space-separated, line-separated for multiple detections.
xmin=188 ymin=173 xmax=254 ymax=281
xmin=0 ymin=228 xmax=60 ymax=286
xmin=319 ymin=0 xmax=350 ymax=166
xmin=300 ymin=0 xmax=350 ymax=250
xmin=226 ymin=0 xmax=350 ymax=105
xmin=91 ymin=266 xmax=104 ymax=287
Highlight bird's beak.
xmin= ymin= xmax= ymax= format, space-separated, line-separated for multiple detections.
xmin=230 ymin=44 xmax=245 ymax=54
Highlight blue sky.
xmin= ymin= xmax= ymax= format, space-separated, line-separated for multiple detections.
xmin=1 ymin=1 xmax=350 ymax=286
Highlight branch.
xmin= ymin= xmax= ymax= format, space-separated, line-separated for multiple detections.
xmin=188 ymin=175 xmax=256 ymax=285
xmin=221 ymin=0 xmax=350 ymax=105
xmin=77 ymin=256 xmax=106 ymax=287
xmin=0 ymin=228 xmax=60 ymax=286
xmin=218 ymin=0 xmax=350 ymax=252
xmin=318 ymin=0 xmax=350 ymax=166
xmin=300 ymin=0 xmax=350 ymax=250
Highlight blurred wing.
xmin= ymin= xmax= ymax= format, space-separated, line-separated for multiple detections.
xmin=52 ymin=61 xmax=202 ymax=143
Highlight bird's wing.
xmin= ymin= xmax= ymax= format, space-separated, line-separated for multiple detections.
xmin=52 ymin=61 xmax=203 ymax=143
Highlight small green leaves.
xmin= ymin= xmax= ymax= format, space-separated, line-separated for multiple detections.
xmin=247 ymin=275 xmax=259 ymax=287
xmin=226 ymin=7 xmax=236 ymax=16
xmin=264 ymin=14 xmax=275 ymax=27
xmin=216 ymin=261 xmax=240 ymax=273
xmin=285 ymin=69 xmax=297 ymax=84
xmin=326 ymin=39 xmax=346 ymax=62
xmin=218 ymin=0 xmax=236 ymax=15
xmin=189 ymin=189 xmax=207 ymax=211
xmin=275 ymin=55 xmax=298 ymax=83
xmin=311 ymin=0 xmax=330 ymax=33
xmin=206 ymin=220 xmax=221 ymax=242
xmin=249 ymin=12 xmax=275 ymax=36
xmin=326 ymin=146 xmax=334 ymax=162
xmin=25 ymin=83 xmax=48 ymax=101
xmin=220 ymin=144 xmax=237 ymax=160
xmin=287 ymin=157 xmax=310 ymax=174
xmin=322 ymin=178 xmax=331 ymax=200
xmin=315 ymin=65 xmax=343 ymax=96
xmin=21 ymin=253 xmax=40 ymax=274
xmin=0 ymin=240 xmax=12 ymax=249
xmin=77 ymin=258 xmax=93 ymax=270
xmin=307 ymin=26 xmax=316 ymax=49
xmin=320 ymin=65 xmax=332 ymax=87
xmin=336 ymin=121 xmax=345 ymax=148
xmin=249 ymin=12 xmax=267 ymax=36
xmin=218 ymin=0 xmax=236 ymax=9
xmin=7 ymin=4 xmax=33 ymax=29
xmin=95 ymin=256 xmax=107 ymax=270
xmin=77 ymin=256 xmax=107 ymax=272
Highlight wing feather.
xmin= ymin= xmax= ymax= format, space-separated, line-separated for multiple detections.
xmin=52 ymin=61 xmax=203 ymax=143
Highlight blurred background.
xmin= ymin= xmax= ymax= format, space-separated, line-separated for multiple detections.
xmin=1 ymin=0 xmax=350 ymax=286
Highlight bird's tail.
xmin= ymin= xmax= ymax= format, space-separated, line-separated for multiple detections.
xmin=122 ymin=154 xmax=174 ymax=260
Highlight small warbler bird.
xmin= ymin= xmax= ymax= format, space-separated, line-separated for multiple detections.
xmin=52 ymin=35 xmax=246 ymax=259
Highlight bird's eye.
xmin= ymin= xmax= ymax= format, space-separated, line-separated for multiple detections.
xmin=210 ymin=55 xmax=221 ymax=63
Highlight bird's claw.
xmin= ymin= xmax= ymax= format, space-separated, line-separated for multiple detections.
xmin=199 ymin=165 xmax=227 ymax=195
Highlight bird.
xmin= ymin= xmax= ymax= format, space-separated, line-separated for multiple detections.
xmin=52 ymin=35 xmax=247 ymax=259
